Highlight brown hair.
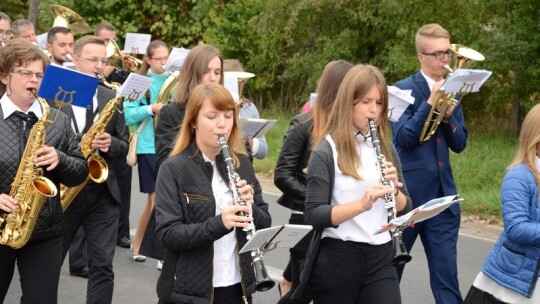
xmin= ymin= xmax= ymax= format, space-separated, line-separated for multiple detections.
xmin=94 ymin=22 xmax=116 ymax=36
xmin=510 ymin=103 xmax=540 ymax=189
xmin=223 ymin=59 xmax=243 ymax=72
xmin=311 ymin=60 xmax=353 ymax=144
xmin=0 ymin=40 xmax=49 ymax=95
xmin=73 ymin=35 xmax=106 ymax=56
xmin=173 ymin=44 xmax=223 ymax=108
xmin=319 ymin=64 xmax=391 ymax=179
xmin=171 ymin=83 xmax=246 ymax=164
xmin=415 ymin=23 xmax=451 ymax=52
xmin=138 ymin=40 xmax=168 ymax=75
xmin=47 ymin=26 xmax=73 ymax=44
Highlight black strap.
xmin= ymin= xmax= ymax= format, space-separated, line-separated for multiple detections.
xmin=12 ymin=111 xmax=38 ymax=155
xmin=82 ymin=105 xmax=99 ymax=134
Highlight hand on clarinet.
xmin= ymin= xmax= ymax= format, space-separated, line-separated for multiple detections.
xmin=236 ymin=179 xmax=255 ymax=205
xmin=358 ymin=184 xmax=393 ymax=212
xmin=221 ymin=204 xmax=253 ymax=230
xmin=381 ymin=161 xmax=403 ymax=188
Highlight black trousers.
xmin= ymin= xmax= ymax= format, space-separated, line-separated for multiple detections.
xmin=114 ymin=161 xmax=132 ymax=240
xmin=157 ymin=283 xmax=252 ymax=304
xmin=62 ymin=183 xmax=119 ymax=304
xmin=0 ymin=235 xmax=63 ymax=304
xmin=69 ymin=227 xmax=88 ymax=272
xmin=310 ymin=238 xmax=401 ymax=304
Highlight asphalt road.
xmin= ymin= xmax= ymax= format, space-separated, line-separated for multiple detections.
xmin=5 ymin=171 xmax=496 ymax=303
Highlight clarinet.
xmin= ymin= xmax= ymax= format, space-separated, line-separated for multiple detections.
xmin=368 ymin=119 xmax=412 ymax=265
xmin=217 ymin=135 xmax=275 ymax=291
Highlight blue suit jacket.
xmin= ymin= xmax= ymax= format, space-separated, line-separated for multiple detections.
xmin=390 ymin=71 xmax=468 ymax=214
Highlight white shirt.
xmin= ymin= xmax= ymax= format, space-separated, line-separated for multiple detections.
xmin=202 ymin=154 xmax=241 ymax=287
xmin=420 ymin=70 xmax=437 ymax=93
xmin=1 ymin=93 xmax=43 ymax=120
xmin=322 ymin=135 xmax=391 ymax=245
xmin=71 ymin=89 xmax=98 ymax=133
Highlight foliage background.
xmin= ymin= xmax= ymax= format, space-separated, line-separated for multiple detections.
xmin=4 ymin=0 xmax=539 ymax=133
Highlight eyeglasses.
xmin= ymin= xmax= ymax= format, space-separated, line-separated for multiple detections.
xmin=150 ymin=56 xmax=169 ymax=62
xmin=79 ymin=56 xmax=108 ymax=65
xmin=421 ymin=49 xmax=451 ymax=59
xmin=0 ymin=30 xmax=13 ymax=37
xmin=11 ymin=69 xmax=44 ymax=80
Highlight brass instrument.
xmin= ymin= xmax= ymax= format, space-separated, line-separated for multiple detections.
xmin=106 ymin=38 xmax=143 ymax=73
xmin=98 ymin=74 xmax=121 ymax=92
xmin=369 ymin=119 xmax=412 ymax=265
xmin=60 ymin=85 xmax=123 ymax=211
xmin=50 ymin=5 xmax=91 ymax=34
xmin=419 ymin=44 xmax=484 ymax=142
xmin=217 ymin=135 xmax=275 ymax=292
xmin=224 ymin=71 xmax=255 ymax=105
xmin=0 ymin=97 xmax=58 ymax=249
xmin=153 ymin=71 xmax=180 ymax=127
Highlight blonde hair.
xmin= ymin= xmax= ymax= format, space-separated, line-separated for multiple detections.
xmin=171 ymin=83 xmax=246 ymax=164
xmin=509 ymin=103 xmax=540 ymax=189
xmin=415 ymin=23 xmax=451 ymax=52
xmin=173 ymin=44 xmax=223 ymax=108
xmin=319 ymin=64 xmax=391 ymax=179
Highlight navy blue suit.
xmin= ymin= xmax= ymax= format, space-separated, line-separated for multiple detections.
xmin=391 ymin=71 xmax=468 ymax=304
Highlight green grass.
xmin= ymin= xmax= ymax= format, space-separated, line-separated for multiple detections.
xmin=254 ymin=108 xmax=515 ymax=221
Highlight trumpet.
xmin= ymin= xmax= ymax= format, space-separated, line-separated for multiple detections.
xmin=368 ymin=119 xmax=412 ymax=265
xmin=217 ymin=135 xmax=275 ymax=292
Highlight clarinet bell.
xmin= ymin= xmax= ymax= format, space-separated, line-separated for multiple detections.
xmin=253 ymin=256 xmax=275 ymax=291
xmin=392 ymin=236 xmax=412 ymax=266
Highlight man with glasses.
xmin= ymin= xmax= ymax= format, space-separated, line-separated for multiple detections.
xmin=56 ymin=35 xmax=128 ymax=304
xmin=390 ymin=23 xmax=467 ymax=304
xmin=0 ymin=12 xmax=13 ymax=47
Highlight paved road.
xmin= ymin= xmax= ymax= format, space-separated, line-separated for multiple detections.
xmin=5 ymin=171 xmax=496 ymax=303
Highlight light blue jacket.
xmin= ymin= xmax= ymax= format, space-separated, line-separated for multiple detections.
xmin=481 ymin=163 xmax=540 ymax=298
xmin=123 ymin=71 xmax=169 ymax=154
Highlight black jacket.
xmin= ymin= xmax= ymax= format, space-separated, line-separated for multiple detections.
xmin=154 ymin=143 xmax=271 ymax=303
xmin=0 ymin=106 xmax=88 ymax=243
xmin=155 ymin=102 xmax=185 ymax=174
xmin=274 ymin=112 xmax=312 ymax=212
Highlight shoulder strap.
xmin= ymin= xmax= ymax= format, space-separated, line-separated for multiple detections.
xmin=136 ymin=117 xmax=150 ymax=134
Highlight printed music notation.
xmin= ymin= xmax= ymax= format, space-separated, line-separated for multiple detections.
xmin=441 ymin=69 xmax=492 ymax=94
xmin=118 ymin=73 xmax=154 ymax=100
xmin=239 ymin=117 xmax=277 ymax=139
xmin=124 ymin=33 xmax=152 ymax=55
xmin=239 ymin=224 xmax=312 ymax=254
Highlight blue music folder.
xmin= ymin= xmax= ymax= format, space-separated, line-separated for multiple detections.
xmin=38 ymin=64 xmax=99 ymax=109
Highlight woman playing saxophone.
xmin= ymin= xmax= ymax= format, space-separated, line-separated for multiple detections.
xmin=0 ymin=40 xmax=88 ymax=304
xmin=154 ymin=83 xmax=271 ymax=304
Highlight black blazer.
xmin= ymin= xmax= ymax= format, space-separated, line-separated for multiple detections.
xmin=50 ymin=86 xmax=129 ymax=204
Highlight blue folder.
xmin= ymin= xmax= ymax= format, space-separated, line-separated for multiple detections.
xmin=38 ymin=64 xmax=99 ymax=109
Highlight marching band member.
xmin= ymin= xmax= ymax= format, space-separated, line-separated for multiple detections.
xmin=302 ymin=64 xmax=411 ymax=304
xmin=0 ymin=12 xmax=12 ymax=47
xmin=464 ymin=104 xmax=540 ymax=304
xmin=11 ymin=19 xmax=37 ymax=44
xmin=390 ymin=23 xmax=468 ymax=304
xmin=155 ymin=43 xmax=223 ymax=172
xmin=58 ymin=35 xmax=128 ymax=304
xmin=124 ymin=40 xmax=169 ymax=264
xmin=46 ymin=27 xmax=74 ymax=66
xmin=274 ymin=59 xmax=352 ymax=303
xmin=154 ymin=83 xmax=271 ymax=304
xmin=0 ymin=40 xmax=87 ymax=304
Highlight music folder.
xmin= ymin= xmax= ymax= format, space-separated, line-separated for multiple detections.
xmin=374 ymin=195 xmax=463 ymax=235
xmin=239 ymin=224 xmax=312 ymax=254
xmin=38 ymin=64 xmax=98 ymax=109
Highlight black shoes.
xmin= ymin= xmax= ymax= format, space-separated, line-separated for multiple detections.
xmin=117 ymin=236 xmax=131 ymax=248
xmin=70 ymin=266 xmax=89 ymax=278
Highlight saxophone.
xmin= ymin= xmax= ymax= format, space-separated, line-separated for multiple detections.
xmin=0 ymin=97 xmax=58 ymax=249
xmin=60 ymin=87 xmax=123 ymax=212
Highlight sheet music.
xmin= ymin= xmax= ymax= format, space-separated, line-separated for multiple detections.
xmin=441 ymin=69 xmax=492 ymax=94
xmin=124 ymin=33 xmax=151 ymax=55
xmin=388 ymin=86 xmax=415 ymax=122
xmin=224 ymin=73 xmax=240 ymax=102
xmin=119 ymin=73 xmax=154 ymax=100
xmin=239 ymin=224 xmax=312 ymax=254
xmin=164 ymin=47 xmax=190 ymax=72
xmin=239 ymin=117 xmax=277 ymax=138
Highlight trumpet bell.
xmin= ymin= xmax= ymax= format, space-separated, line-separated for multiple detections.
xmin=50 ymin=5 xmax=91 ymax=34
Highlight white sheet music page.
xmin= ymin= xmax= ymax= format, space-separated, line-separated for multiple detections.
xmin=374 ymin=195 xmax=462 ymax=234
xmin=124 ymin=33 xmax=152 ymax=55
xmin=239 ymin=117 xmax=277 ymax=138
xmin=388 ymin=86 xmax=415 ymax=122
xmin=224 ymin=73 xmax=240 ymax=102
xmin=165 ymin=47 xmax=190 ymax=72
xmin=119 ymin=73 xmax=154 ymax=100
xmin=239 ymin=224 xmax=312 ymax=254
xmin=441 ymin=69 xmax=493 ymax=94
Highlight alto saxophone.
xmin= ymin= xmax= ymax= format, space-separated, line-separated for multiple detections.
xmin=60 ymin=90 xmax=123 ymax=212
xmin=0 ymin=97 xmax=58 ymax=249
xmin=217 ymin=135 xmax=275 ymax=292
